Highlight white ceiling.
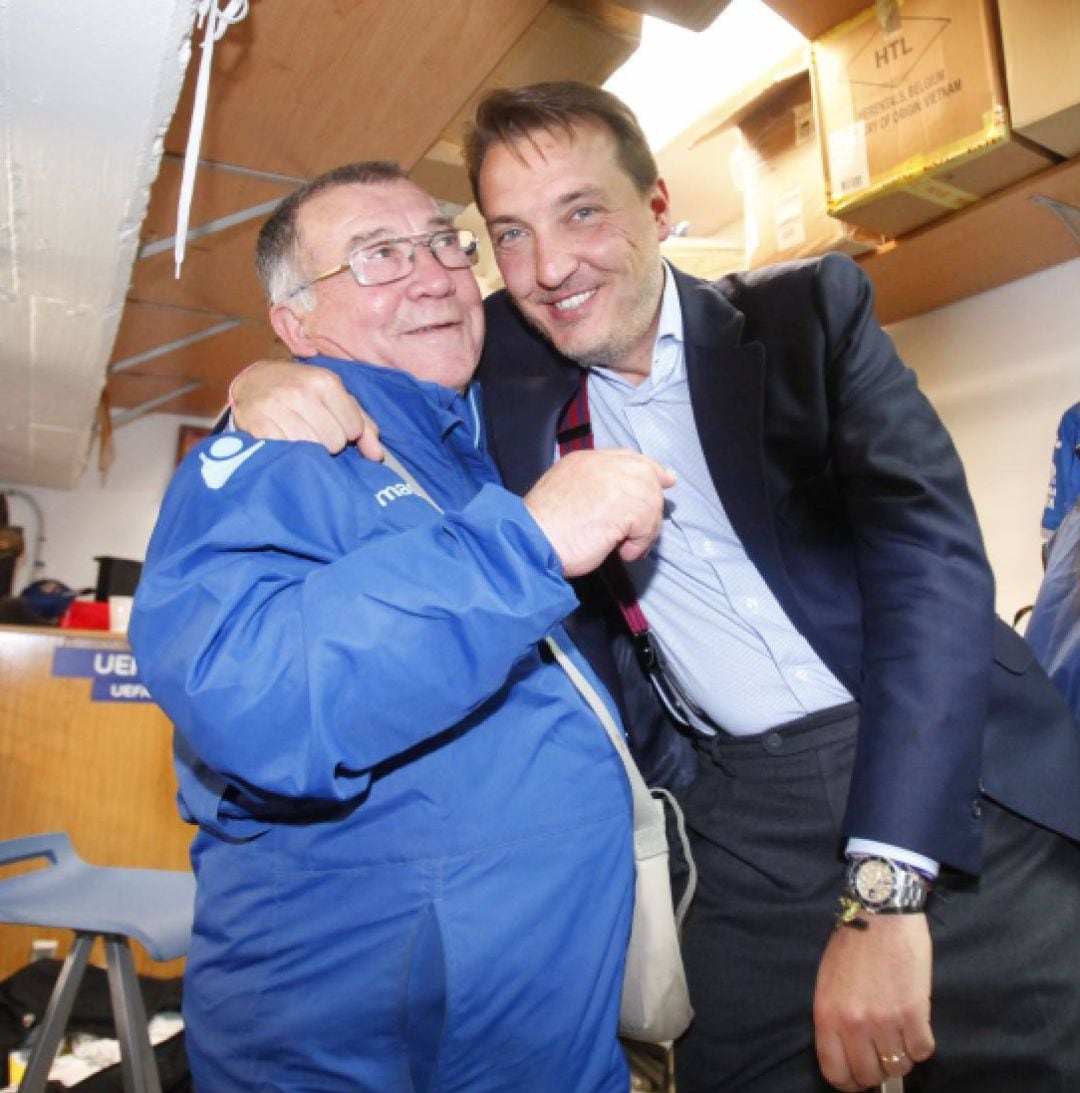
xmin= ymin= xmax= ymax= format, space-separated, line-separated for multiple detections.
xmin=0 ymin=0 xmax=196 ymax=488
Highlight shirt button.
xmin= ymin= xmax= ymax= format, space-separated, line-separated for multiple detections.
xmin=744 ymin=596 xmax=760 ymax=613
xmin=794 ymin=668 xmax=811 ymax=683
xmin=763 ymin=732 xmax=784 ymax=753
xmin=970 ymin=798 xmax=983 ymax=819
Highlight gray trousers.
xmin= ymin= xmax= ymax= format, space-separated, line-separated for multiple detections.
xmin=673 ymin=705 xmax=1080 ymax=1093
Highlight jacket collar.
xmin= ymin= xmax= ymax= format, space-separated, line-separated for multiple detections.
xmin=305 ymin=354 xmax=485 ymax=455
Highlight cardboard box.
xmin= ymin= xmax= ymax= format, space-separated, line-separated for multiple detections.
xmin=812 ymin=0 xmax=1056 ymax=237
xmin=654 ymin=120 xmax=748 ymax=278
xmin=657 ymin=122 xmax=746 ymax=244
xmin=998 ymin=0 xmax=1080 ymax=157
xmin=656 ymin=52 xmax=880 ymax=273
xmin=738 ymin=70 xmax=884 ymax=268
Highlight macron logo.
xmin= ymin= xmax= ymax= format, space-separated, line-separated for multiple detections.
xmin=199 ymin=436 xmax=266 ymax=490
xmin=375 ymin=481 xmax=415 ymax=508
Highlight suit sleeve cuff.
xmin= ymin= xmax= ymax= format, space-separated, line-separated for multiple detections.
xmin=845 ymin=838 xmax=940 ymax=879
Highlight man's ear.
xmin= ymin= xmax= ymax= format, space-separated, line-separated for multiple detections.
xmin=270 ymin=302 xmax=317 ymax=357
xmin=650 ymin=178 xmax=672 ymax=243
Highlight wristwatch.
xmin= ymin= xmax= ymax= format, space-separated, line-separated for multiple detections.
xmin=842 ymin=855 xmax=932 ymax=915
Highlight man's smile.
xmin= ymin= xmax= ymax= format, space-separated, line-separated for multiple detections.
xmin=403 ymin=318 xmax=462 ymax=336
xmin=552 ymin=289 xmax=597 ymax=313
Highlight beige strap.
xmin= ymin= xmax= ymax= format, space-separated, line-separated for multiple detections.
xmin=545 ymin=634 xmax=697 ymax=929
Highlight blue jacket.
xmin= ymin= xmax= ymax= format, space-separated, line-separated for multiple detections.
xmin=1043 ymin=402 xmax=1080 ymax=537
xmin=1028 ymin=501 xmax=1080 ymax=719
xmin=131 ymin=357 xmax=634 ymax=1092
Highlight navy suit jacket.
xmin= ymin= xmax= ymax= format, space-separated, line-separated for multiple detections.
xmin=476 ymin=253 xmax=1080 ymax=875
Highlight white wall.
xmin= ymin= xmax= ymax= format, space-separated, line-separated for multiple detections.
xmin=887 ymin=257 xmax=1080 ymax=624
xmin=3 ymin=257 xmax=1078 ymax=619
xmin=1 ymin=412 xmax=212 ymax=595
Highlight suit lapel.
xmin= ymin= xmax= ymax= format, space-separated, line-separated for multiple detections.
xmin=675 ymin=269 xmax=815 ymax=646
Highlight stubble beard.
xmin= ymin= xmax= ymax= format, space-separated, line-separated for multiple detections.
xmin=514 ymin=261 xmax=665 ymax=372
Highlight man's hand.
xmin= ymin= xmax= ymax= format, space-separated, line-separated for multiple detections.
xmin=524 ymin=449 xmax=675 ymax=578
xmin=814 ymin=913 xmax=935 ymax=1091
xmin=230 ymin=360 xmax=383 ymax=460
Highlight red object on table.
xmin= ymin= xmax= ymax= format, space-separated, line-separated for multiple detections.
xmin=59 ymin=600 xmax=111 ymax=631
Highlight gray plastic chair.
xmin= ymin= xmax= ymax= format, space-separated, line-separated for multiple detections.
xmin=0 ymin=832 xmax=195 ymax=1093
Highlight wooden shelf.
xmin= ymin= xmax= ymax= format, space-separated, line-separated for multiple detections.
xmin=856 ymin=155 xmax=1080 ymax=325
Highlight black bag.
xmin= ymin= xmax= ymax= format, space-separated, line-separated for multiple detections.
xmin=0 ymin=958 xmax=189 ymax=1091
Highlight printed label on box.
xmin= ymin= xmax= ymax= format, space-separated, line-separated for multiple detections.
xmin=793 ymin=102 xmax=815 ymax=147
xmin=828 ymin=122 xmax=870 ymax=197
xmin=775 ymin=187 xmax=806 ymax=249
xmin=846 ymin=16 xmax=950 ymax=91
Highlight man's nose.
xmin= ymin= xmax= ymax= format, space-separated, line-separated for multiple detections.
xmin=408 ymin=244 xmax=455 ymax=296
xmin=533 ymin=234 xmax=576 ymax=290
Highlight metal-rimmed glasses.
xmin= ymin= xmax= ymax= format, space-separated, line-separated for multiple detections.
xmin=289 ymin=228 xmax=479 ymax=297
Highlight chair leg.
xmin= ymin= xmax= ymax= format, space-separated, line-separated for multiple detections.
xmin=104 ymin=935 xmax=162 ymax=1093
xmin=18 ymin=933 xmax=93 ymax=1093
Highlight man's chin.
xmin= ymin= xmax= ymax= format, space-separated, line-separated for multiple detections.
xmin=512 ymin=302 xmax=607 ymax=367
xmin=544 ymin=329 xmax=612 ymax=369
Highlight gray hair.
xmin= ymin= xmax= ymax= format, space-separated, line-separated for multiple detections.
xmin=255 ymin=161 xmax=410 ymax=308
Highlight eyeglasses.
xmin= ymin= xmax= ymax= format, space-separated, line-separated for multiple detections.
xmin=291 ymin=228 xmax=479 ymax=297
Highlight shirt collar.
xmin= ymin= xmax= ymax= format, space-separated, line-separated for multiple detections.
xmin=305 ymin=353 xmax=481 ymax=448
xmin=591 ymin=261 xmax=685 ymax=394
xmin=656 ymin=260 xmax=684 ymax=347
xmin=651 ymin=261 xmax=685 ymax=387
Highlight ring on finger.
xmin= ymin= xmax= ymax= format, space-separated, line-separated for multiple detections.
xmin=879 ymin=1050 xmax=908 ymax=1068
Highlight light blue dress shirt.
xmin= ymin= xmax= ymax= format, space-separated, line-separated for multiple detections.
xmin=587 ymin=266 xmax=851 ymax=734
xmin=584 ymin=266 xmax=937 ymax=875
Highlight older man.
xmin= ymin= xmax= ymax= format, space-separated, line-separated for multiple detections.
xmin=232 ymin=84 xmax=1080 ymax=1093
xmin=130 ymin=160 xmax=674 ymax=1092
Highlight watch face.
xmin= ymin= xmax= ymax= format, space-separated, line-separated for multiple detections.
xmin=854 ymin=858 xmax=896 ymax=904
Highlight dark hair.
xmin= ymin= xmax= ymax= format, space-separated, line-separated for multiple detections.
xmin=464 ymin=81 xmax=658 ymax=210
xmin=255 ymin=161 xmax=408 ymax=304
